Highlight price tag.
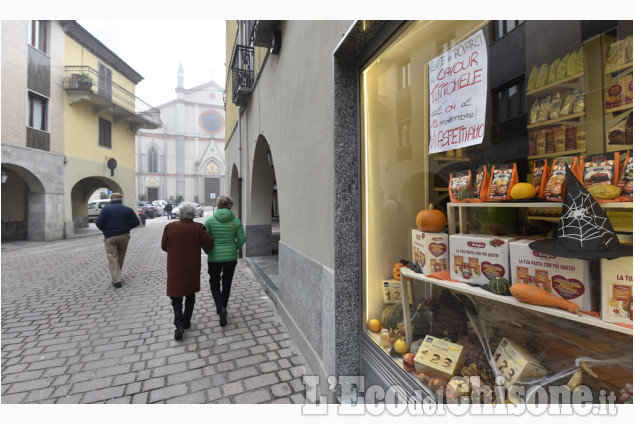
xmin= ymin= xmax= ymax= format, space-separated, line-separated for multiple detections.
xmin=414 ymin=335 xmax=464 ymax=378
xmin=493 ymin=338 xmax=548 ymax=387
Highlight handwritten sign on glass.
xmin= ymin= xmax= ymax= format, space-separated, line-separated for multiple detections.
xmin=428 ymin=29 xmax=488 ymax=154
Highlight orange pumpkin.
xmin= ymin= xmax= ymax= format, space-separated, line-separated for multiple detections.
xmin=393 ymin=262 xmax=404 ymax=280
xmin=416 ymin=203 xmax=447 ymax=232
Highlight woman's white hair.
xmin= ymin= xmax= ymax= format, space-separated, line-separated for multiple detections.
xmin=178 ymin=202 xmax=197 ymax=219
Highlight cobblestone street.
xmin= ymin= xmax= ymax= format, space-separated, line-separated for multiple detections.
xmin=1 ymin=214 xmax=312 ymax=404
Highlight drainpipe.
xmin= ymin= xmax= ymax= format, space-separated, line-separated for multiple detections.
xmin=237 ymin=20 xmax=243 ymax=222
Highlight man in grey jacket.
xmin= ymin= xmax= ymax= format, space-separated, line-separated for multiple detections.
xmin=96 ymin=193 xmax=140 ymax=289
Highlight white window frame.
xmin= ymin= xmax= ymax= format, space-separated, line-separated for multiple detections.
xmin=26 ymin=90 xmax=49 ymax=132
xmin=28 ymin=20 xmax=49 ymax=54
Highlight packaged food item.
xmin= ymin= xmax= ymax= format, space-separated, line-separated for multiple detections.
xmin=547 ymin=57 xmax=561 ymax=84
xmin=510 ymin=239 xmax=597 ymax=311
xmin=549 ymin=92 xmax=562 ymax=120
xmin=556 ymin=53 xmax=569 ymax=81
xmin=618 ymin=150 xmax=633 ymax=200
xmin=537 ymin=96 xmax=551 ymax=122
xmin=572 ymin=91 xmax=585 ymax=114
xmin=564 ymin=126 xmax=576 ymax=151
xmin=581 ymin=153 xmax=620 ymax=190
xmin=414 ymin=335 xmax=465 ymax=378
xmin=545 ymin=128 xmax=556 ymax=154
xmin=606 ymin=80 xmax=626 ymax=110
xmin=449 ymin=234 xmax=515 ymax=286
xmin=544 ymin=157 xmax=581 ymax=202
xmin=605 ymin=39 xmax=628 ymax=71
xmin=531 ymin=159 xmax=549 ymax=198
xmin=554 ymin=125 xmax=566 ymax=152
xmin=412 ymin=230 xmax=449 ymax=276
xmin=535 ymin=63 xmax=549 ymax=88
xmin=566 ymin=50 xmax=579 ymax=76
xmin=536 ymin=129 xmax=546 ymax=155
xmin=529 ymin=99 xmax=540 ymax=124
xmin=528 ymin=131 xmax=537 ymax=156
xmin=487 ymin=163 xmax=518 ymax=201
xmin=576 ymin=47 xmax=584 ymax=74
xmin=493 ymin=338 xmax=548 ymax=388
xmin=576 ymin=129 xmax=587 ymax=151
xmin=627 ymin=111 xmax=633 ymax=145
xmin=382 ymin=279 xmax=413 ymax=304
xmin=601 ymin=256 xmax=633 ymax=325
xmin=607 ymin=116 xmax=628 ymax=145
xmin=526 ymin=66 xmax=539 ymax=92
xmin=474 ymin=165 xmax=487 ymax=199
xmin=622 ymin=73 xmax=633 ymax=105
xmin=448 ymin=170 xmax=472 ymax=203
xmin=560 ymin=90 xmax=580 ymax=116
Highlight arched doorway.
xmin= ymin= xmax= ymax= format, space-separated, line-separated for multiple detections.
xmin=247 ymin=135 xmax=278 ymax=257
xmin=70 ymin=177 xmax=123 ymax=230
xmin=1 ymin=165 xmax=47 ymax=241
xmin=229 ymin=164 xmax=240 ymax=214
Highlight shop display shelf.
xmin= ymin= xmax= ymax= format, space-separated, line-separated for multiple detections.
xmin=604 ymin=61 xmax=633 ymax=75
xmin=399 ymin=268 xmax=633 ymax=343
xmin=526 ymin=72 xmax=585 ymax=96
xmin=526 ymin=112 xmax=585 ymax=129
xmin=605 ymin=103 xmax=633 ymax=115
xmin=433 ymin=187 xmax=449 ymax=192
xmin=527 ymin=215 xmax=560 ymax=223
xmin=605 ymin=144 xmax=633 ymax=153
xmin=432 ymin=156 xmax=471 ymax=163
xmin=527 ymin=148 xmax=586 ymax=160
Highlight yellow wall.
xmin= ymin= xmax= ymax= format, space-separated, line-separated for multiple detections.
xmin=63 ymin=35 xmax=136 ymax=169
xmin=225 ymin=20 xmax=238 ymax=140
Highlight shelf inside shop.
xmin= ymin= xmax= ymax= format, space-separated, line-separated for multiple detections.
xmin=604 ymin=62 xmax=633 ymax=75
xmin=400 ymin=267 xmax=633 ymax=336
xmin=432 ymin=156 xmax=471 ymax=163
xmin=433 ymin=187 xmax=449 ymax=192
xmin=448 ymin=201 xmax=632 ymax=209
xmin=606 ymin=144 xmax=633 ymax=153
xmin=527 ymin=148 xmax=586 ymax=160
xmin=527 ymin=215 xmax=560 ymax=223
xmin=527 ymin=112 xmax=585 ymax=129
xmin=605 ymin=103 xmax=633 ymax=114
xmin=526 ymin=72 xmax=585 ymax=96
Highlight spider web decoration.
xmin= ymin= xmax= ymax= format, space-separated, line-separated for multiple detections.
xmin=557 ymin=188 xmax=620 ymax=252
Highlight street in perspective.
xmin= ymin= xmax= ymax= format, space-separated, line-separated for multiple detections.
xmin=1 ymin=211 xmax=312 ymax=404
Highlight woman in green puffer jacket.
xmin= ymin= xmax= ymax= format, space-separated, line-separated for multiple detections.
xmin=204 ymin=195 xmax=246 ymax=327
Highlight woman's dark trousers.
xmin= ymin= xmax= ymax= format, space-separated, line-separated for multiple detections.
xmin=170 ymin=293 xmax=196 ymax=329
xmin=208 ymin=260 xmax=237 ymax=313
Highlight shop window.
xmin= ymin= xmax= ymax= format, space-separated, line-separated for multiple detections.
xmin=29 ymin=20 xmax=48 ymax=53
xmin=493 ymin=20 xmax=524 ymax=41
xmin=27 ymin=91 xmax=48 ymax=131
xmin=99 ymin=118 xmax=112 ymax=149
xmin=147 ymin=147 xmax=158 ymax=173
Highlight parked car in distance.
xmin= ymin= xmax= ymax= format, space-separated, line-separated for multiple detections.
xmin=137 ymin=201 xmax=158 ymax=218
xmin=137 ymin=207 xmax=147 ymax=224
xmin=172 ymin=202 xmax=204 ymax=218
xmin=88 ymin=199 xmax=111 ymax=222
xmin=151 ymin=200 xmax=164 ymax=216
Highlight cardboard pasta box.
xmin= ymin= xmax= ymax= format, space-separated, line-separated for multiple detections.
xmin=449 ymin=234 xmax=515 ymax=286
xmin=510 ymin=239 xmax=596 ymax=311
xmin=412 ymin=230 xmax=449 ymax=276
xmin=494 ymin=337 xmax=548 ymax=387
xmin=601 ymin=256 xmax=633 ymax=325
xmin=414 ymin=335 xmax=465 ymax=378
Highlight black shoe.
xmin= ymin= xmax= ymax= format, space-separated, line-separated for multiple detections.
xmin=174 ymin=326 xmax=184 ymax=341
xmin=183 ymin=322 xmax=191 ymax=330
xmin=113 ymin=282 xmax=122 ymax=288
xmin=219 ymin=308 xmax=227 ymax=327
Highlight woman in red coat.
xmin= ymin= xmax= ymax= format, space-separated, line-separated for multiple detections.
xmin=161 ymin=202 xmax=214 ymax=340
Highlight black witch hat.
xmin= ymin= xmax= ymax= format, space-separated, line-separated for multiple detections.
xmin=529 ymin=164 xmax=633 ymax=259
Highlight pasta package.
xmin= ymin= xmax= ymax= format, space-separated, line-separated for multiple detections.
xmin=448 ymin=170 xmax=472 ymax=203
xmin=532 ymin=159 xmax=550 ymax=199
xmin=565 ymin=126 xmax=577 ymax=151
xmin=487 ymin=163 xmax=518 ymax=201
xmin=545 ymin=127 xmax=556 ymax=154
xmin=536 ymin=129 xmax=546 ymax=155
xmin=528 ymin=131 xmax=537 ymax=156
xmin=545 ymin=157 xmax=581 ymax=202
xmin=555 ymin=125 xmax=566 ymax=153
xmin=581 ymin=152 xmax=620 ymax=190
xmin=618 ymin=150 xmax=633 ymax=200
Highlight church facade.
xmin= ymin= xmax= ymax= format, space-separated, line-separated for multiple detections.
xmin=135 ymin=65 xmax=226 ymax=206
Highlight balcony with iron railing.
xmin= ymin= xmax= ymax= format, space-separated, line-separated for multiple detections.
xmin=63 ymin=66 xmax=162 ymax=131
xmin=231 ymin=45 xmax=254 ymax=106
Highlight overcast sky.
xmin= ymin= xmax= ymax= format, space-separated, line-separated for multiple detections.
xmin=77 ymin=20 xmax=226 ymax=108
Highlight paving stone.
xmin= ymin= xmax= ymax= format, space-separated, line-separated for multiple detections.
xmin=167 ymin=390 xmax=206 ymax=403
xmin=233 ymin=388 xmax=273 ymax=404
xmin=222 ymin=381 xmax=244 ymax=397
xmin=207 ymin=387 xmax=222 ymax=401
xmin=131 ymin=392 xmax=148 ymax=404
xmin=166 ymin=368 xmax=204 ymax=386
xmin=258 ymin=361 xmax=280 ymax=374
xmin=226 ymin=366 xmax=259 ymax=382
xmin=215 ymin=361 xmax=235 ymax=373
xmin=270 ymin=382 xmax=293 ymax=398
xmin=149 ymin=383 xmax=188 ymax=403
xmin=243 ymin=372 xmax=279 ymax=391
xmin=142 ymin=377 xmax=165 ymax=392
xmin=1 ymin=392 xmax=27 ymax=403
xmin=80 ymin=385 xmax=125 ymax=403
xmin=5 ymin=378 xmax=53 ymax=394
xmin=290 ymin=393 xmax=306 ymax=404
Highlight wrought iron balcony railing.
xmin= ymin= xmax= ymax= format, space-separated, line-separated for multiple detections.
xmin=230 ymin=45 xmax=254 ymax=106
xmin=63 ymin=66 xmax=162 ymax=130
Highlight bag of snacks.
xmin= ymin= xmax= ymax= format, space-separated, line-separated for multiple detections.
xmin=535 ymin=63 xmax=549 ymax=88
xmin=572 ymin=91 xmax=585 ymax=114
xmin=576 ymin=48 xmax=584 ymax=74
xmin=566 ymin=50 xmax=579 ymax=77
xmin=545 ymin=157 xmax=581 ymax=202
xmin=530 ymin=99 xmax=540 ymax=124
xmin=487 ymin=163 xmax=518 ymax=201
xmin=618 ymin=150 xmax=633 ymax=201
xmin=547 ymin=58 xmax=561 ymax=85
xmin=538 ymin=96 xmax=551 ymax=122
xmin=448 ymin=170 xmax=472 ymax=203
xmin=560 ymin=90 xmax=579 ymax=116
xmin=474 ymin=165 xmax=488 ymax=200
xmin=532 ymin=159 xmax=550 ymax=199
xmin=526 ymin=66 xmax=539 ymax=92
xmin=556 ymin=53 xmax=569 ymax=81
xmin=549 ymin=92 xmax=562 ymax=120
xmin=581 ymin=152 xmax=620 ymax=192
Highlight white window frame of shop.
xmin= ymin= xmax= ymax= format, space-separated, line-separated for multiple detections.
xmin=27 ymin=90 xmax=49 ymax=132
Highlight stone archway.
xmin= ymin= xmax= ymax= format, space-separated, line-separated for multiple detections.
xmin=70 ymin=177 xmax=124 ymax=230
xmin=1 ymin=164 xmax=48 ymax=241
